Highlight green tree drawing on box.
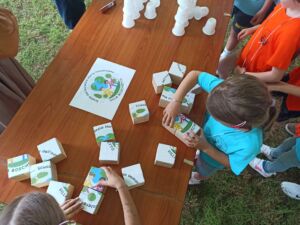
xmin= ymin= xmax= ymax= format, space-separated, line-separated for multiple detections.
xmin=181 ymin=121 xmax=193 ymax=133
xmin=8 ymin=160 xmax=28 ymax=168
xmin=88 ymin=193 xmax=97 ymax=202
xmin=164 ymin=86 xmax=176 ymax=93
xmin=37 ymin=171 xmax=49 ymax=179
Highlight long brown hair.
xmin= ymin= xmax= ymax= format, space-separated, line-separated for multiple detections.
xmin=0 ymin=192 xmax=65 ymax=225
xmin=206 ymin=75 xmax=276 ymax=130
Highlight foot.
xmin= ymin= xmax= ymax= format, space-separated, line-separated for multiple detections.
xmin=188 ymin=172 xmax=201 ymax=185
xmin=260 ymin=144 xmax=273 ymax=160
xmin=194 ymin=149 xmax=200 ymax=160
xmin=281 ymin=182 xmax=300 ymax=200
xmin=249 ymin=158 xmax=275 ymax=178
xmin=285 ymin=123 xmax=300 ymax=137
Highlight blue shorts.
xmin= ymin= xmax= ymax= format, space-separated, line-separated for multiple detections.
xmin=195 ymin=155 xmax=220 ymax=177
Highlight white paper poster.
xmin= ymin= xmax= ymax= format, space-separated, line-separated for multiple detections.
xmin=70 ymin=58 xmax=136 ymax=120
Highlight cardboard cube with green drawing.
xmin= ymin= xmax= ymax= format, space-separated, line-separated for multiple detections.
xmin=79 ymin=186 xmax=104 ymax=215
xmin=99 ymin=142 xmax=120 ymax=164
xmin=129 ymin=100 xmax=149 ymax=124
xmin=152 ymin=71 xmax=172 ymax=94
xmin=93 ymin=122 xmax=116 ymax=146
xmin=30 ymin=161 xmax=57 ymax=188
xmin=163 ymin=114 xmax=201 ymax=144
xmin=7 ymin=154 xmax=36 ymax=181
xmin=83 ymin=167 xmax=107 ymax=193
xmin=159 ymin=86 xmax=195 ymax=114
xmin=168 ymin=61 xmax=186 ymax=85
xmin=47 ymin=180 xmax=74 ymax=205
xmin=122 ymin=163 xmax=145 ymax=189
xmin=154 ymin=144 xmax=177 ymax=168
xmin=37 ymin=138 xmax=67 ymax=163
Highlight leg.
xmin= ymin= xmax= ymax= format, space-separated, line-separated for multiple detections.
xmin=225 ymin=27 xmax=239 ymax=52
xmin=194 ymin=155 xmax=220 ymax=179
xmin=263 ymin=146 xmax=300 ymax=173
xmin=270 ymin=137 xmax=297 ymax=159
xmin=53 ymin=0 xmax=86 ymax=29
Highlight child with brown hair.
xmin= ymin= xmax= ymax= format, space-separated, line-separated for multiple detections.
xmin=163 ymin=71 xmax=276 ymax=184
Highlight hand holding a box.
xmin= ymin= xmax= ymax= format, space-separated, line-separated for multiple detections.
xmin=184 ymin=130 xmax=209 ymax=149
xmin=95 ymin=167 xmax=126 ymax=190
xmin=60 ymin=197 xmax=82 ymax=220
xmin=162 ymin=100 xmax=181 ymax=127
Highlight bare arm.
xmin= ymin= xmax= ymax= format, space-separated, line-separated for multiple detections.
xmin=251 ymin=0 xmax=274 ymax=25
xmin=163 ymin=70 xmax=200 ymax=126
xmin=268 ymin=81 xmax=300 ymax=97
xmin=99 ymin=167 xmax=141 ymax=225
xmin=245 ymin=67 xmax=285 ymax=82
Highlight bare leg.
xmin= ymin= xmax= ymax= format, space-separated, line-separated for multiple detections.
xmin=225 ymin=27 xmax=239 ymax=52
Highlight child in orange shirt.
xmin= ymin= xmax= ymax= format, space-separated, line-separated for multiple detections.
xmin=234 ymin=1 xmax=300 ymax=82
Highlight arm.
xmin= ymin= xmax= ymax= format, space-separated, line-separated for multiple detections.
xmin=184 ymin=131 xmax=230 ymax=167
xmin=268 ymin=81 xmax=300 ymax=97
xmin=235 ymin=66 xmax=285 ymax=82
xmin=251 ymin=0 xmax=274 ymax=25
xmin=163 ymin=70 xmax=200 ymax=126
xmin=237 ymin=25 xmax=260 ymax=40
xmin=99 ymin=167 xmax=141 ymax=225
xmin=0 ymin=8 xmax=19 ymax=58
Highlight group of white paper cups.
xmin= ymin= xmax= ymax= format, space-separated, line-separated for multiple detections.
xmin=122 ymin=0 xmax=160 ymax=28
xmin=172 ymin=0 xmax=216 ymax=36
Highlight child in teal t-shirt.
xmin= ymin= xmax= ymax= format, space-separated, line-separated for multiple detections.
xmin=163 ymin=71 xmax=275 ymax=183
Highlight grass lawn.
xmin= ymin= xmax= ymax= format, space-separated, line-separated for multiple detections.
xmin=0 ymin=1 xmax=299 ymax=224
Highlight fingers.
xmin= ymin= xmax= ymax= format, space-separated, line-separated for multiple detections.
xmin=64 ymin=199 xmax=82 ymax=219
xmin=61 ymin=197 xmax=79 ymax=210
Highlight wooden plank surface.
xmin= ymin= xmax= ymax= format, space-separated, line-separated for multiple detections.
xmin=0 ymin=0 xmax=233 ymax=224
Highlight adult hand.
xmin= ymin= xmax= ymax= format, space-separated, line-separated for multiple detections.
xmin=97 ymin=166 xmax=126 ymax=190
xmin=60 ymin=197 xmax=82 ymax=220
xmin=234 ymin=66 xmax=246 ymax=75
xmin=183 ymin=130 xmax=210 ymax=150
xmin=250 ymin=10 xmax=266 ymax=25
xmin=162 ymin=101 xmax=181 ymax=127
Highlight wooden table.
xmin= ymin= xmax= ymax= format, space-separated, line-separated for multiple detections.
xmin=0 ymin=0 xmax=232 ymax=224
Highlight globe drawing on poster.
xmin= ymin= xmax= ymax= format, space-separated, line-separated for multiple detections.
xmin=70 ymin=58 xmax=136 ymax=120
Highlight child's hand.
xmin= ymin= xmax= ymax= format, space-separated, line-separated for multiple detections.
xmin=183 ymin=130 xmax=210 ymax=150
xmin=98 ymin=166 xmax=126 ymax=190
xmin=163 ymin=101 xmax=181 ymax=127
xmin=60 ymin=197 xmax=82 ymax=220
xmin=238 ymin=28 xmax=253 ymax=40
xmin=234 ymin=66 xmax=246 ymax=75
xmin=251 ymin=10 xmax=266 ymax=25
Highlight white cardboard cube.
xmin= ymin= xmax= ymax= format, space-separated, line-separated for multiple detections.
xmin=93 ymin=122 xmax=115 ymax=146
xmin=79 ymin=186 xmax=104 ymax=215
xmin=152 ymin=71 xmax=172 ymax=94
xmin=129 ymin=100 xmax=150 ymax=124
xmin=168 ymin=61 xmax=186 ymax=85
xmin=47 ymin=180 xmax=74 ymax=205
xmin=7 ymin=154 xmax=36 ymax=181
xmin=163 ymin=114 xmax=201 ymax=144
xmin=37 ymin=138 xmax=67 ymax=163
xmin=99 ymin=142 xmax=120 ymax=164
xmin=159 ymin=86 xmax=195 ymax=114
xmin=189 ymin=84 xmax=202 ymax=95
xmin=30 ymin=161 xmax=57 ymax=188
xmin=83 ymin=167 xmax=107 ymax=193
xmin=122 ymin=163 xmax=145 ymax=189
xmin=154 ymin=144 xmax=177 ymax=168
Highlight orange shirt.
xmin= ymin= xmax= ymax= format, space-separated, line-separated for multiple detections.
xmin=238 ymin=4 xmax=300 ymax=73
xmin=286 ymin=67 xmax=300 ymax=111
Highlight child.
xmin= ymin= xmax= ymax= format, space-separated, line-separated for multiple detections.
xmin=163 ymin=71 xmax=275 ymax=183
xmin=250 ymin=123 xmax=300 ymax=177
xmin=234 ymin=0 xmax=300 ymax=82
xmin=0 ymin=167 xmax=141 ymax=225
xmin=267 ymin=67 xmax=300 ymax=121
xmin=219 ymin=0 xmax=274 ymax=62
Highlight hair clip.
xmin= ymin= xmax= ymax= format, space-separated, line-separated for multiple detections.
xmin=231 ymin=121 xmax=247 ymax=129
xmin=58 ymin=220 xmax=76 ymax=225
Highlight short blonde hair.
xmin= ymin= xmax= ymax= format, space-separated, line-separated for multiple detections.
xmin=0 ymin=192 xmax=65 ymax=225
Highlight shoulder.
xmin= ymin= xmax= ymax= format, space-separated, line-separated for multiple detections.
xmin=198 ymin=72 xmax=223 ymax=93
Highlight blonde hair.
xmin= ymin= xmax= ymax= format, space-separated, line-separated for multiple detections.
xmin=0 ymin=192 xmax=65 ymax=225
xmin=207 ymin=75 xmax=276 ymax=130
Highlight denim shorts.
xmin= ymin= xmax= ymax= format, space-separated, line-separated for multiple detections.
xmin=195 ymin=156 xmax=220 ymax=177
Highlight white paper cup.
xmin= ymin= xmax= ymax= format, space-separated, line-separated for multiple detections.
xmin=172 ymin=22 xmax=185 ymax=36
xmin=122 ymin=15 xmax=135 ymax=29
xmin=174 ymin=14 xmax=189 ymax=27
xmin=142 ymin=0 xmax=148 ymax=3
xmin=144 ymin=2 xmax=157 ymax=19
xmin=177 ymin=0 xmax=193 ymax=8
xmin=194 ymin=6 xmax=209 ymax=20
xmin=202 ymin=17 xmax=217 ymax=36
xmin=136 ymin=0 xmax=145 ymax=11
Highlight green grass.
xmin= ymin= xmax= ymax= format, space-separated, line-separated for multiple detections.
xmin=0 ymin=1 xmax=300 ymax=224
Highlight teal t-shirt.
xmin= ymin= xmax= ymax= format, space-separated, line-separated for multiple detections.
xmin=234 ymin=0 xmax=265 ymax=16
xmin=296 ymin=138 xmax=300 ymax=161
xmin=198 ymin=72 xmax=263 ymax=175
